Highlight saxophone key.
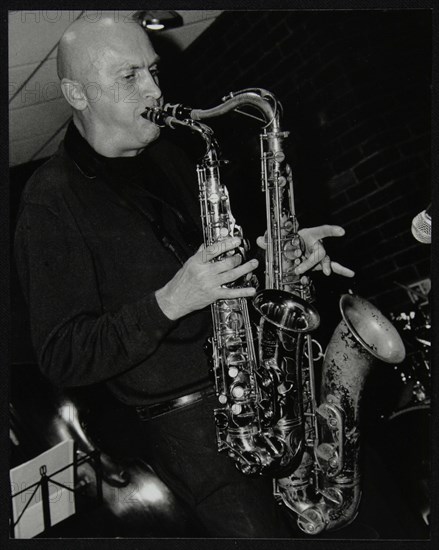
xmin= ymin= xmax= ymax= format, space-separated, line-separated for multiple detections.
xmin=228 ymin=366 xmax=239 ymax=378
xmin=208 ymin=192 xmax=220 ymax=204
xmin=224 ymin=336 xmax=243 ymax=352
xmin=218 ymin=394 xmax=228 ymax=405
xmin=231 ymin=385 xmax=246 ymax=399
xmin=277 ymin=175 xmax=287 ymax=187
xmin=224 ymin=311 xmax=244 ymax=331
xmin=226 ymin=352 xmax=247 ymax=369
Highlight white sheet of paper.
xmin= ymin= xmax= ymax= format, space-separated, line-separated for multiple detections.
xmin=10 ymin=439 xmax=76 ymax=538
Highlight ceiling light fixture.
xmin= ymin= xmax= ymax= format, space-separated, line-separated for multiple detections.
xmin=134 ymin=10 xmax=183 ymax=32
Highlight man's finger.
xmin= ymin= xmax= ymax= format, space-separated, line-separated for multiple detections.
xmin=330 ymin=262 xmax=355 ymax=278
xmin=322 ymin=255 xmax=332 ymax=276
xmin=294 ymin=250 xmax=322 ymax=274
xmin=212 ymin=253 xmax=242 ymax=274
xmin=256 ymin=235 xmax=267 ymax=250
xmin=202 ymin=237 xmax=241 ymax=262
xmin=309 ymin=225 xmax=345 ymax=239
xmin=295 ymin=239 xmax=328 ymax=274
xmin=219 ymin=286 xmax=257 ymax=300
xmin=295 ymin=257 xmax=355 ymax=278
xmin=219 ymin=259 xmax=259 ymax=285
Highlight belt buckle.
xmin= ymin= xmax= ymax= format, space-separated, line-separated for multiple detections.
xmin=135 ymin=405 xmax=152 ymax=421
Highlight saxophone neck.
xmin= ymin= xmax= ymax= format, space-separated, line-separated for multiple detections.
xmin=152 ymin=89 xmax=284 ymax=164
xmin=141 ymin=106 xmax=220 ymax=162
xmin=164 ymin=88 xmax=282 ymax=133
xmin=189 ymin=122 xmax=220 ymax=165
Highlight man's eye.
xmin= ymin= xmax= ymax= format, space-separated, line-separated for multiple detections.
xmin=124 ymin=73 xmax=135 ymax=80
xmin=151 ymin=69 xmax=160 ymax=79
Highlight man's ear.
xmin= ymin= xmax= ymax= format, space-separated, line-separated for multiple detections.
xmin=60 ymin=78 xmax=87 ymax=111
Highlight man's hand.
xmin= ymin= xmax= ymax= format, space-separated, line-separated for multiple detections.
xmin=256 ymin=225 xmax=355 ymax=278
xmin=156 ymin=237 xmax=258 ymax=320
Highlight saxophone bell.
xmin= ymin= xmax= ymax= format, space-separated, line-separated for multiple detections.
xmin=338 ymin=293 xmax=406 ymax=364
xmin=253 ymin=289 xmax=320 ymax=333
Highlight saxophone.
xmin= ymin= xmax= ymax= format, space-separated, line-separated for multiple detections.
xmin=143 ymin=89 xmax=406 ymax=533
xmin=141 ymin=107 xmax=296 ymax=475
xmin=274 ymin=293 xmax=406 ymax=533
xmin=162 ymin=90 xmax=322 ymax=481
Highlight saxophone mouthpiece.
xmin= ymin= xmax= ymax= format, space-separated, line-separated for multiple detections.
xmin=163 ymin=102 xmax=194 ymax=120
xmin=142 ymin=103 xmax=198 ymax=129
xmin=141 ymin=106 xmax=167 ymax=127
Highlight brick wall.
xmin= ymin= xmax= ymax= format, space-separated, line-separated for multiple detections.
xmin=157 ymin=10 xmax=431 ymax=313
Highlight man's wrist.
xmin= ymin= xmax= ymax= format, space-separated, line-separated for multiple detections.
xmin=155 ymin=285 xmax=182 ymax=321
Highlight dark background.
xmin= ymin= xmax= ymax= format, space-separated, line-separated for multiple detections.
xmin=8 ymin=9 xmax=433 ymax=541
xmin=11 ymin=9 xmax=432 ymax=362
xmin=157 ymin=9 xmax=431 ymax=310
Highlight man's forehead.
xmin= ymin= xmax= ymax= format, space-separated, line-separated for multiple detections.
xmin=97 ymin=42 xmax=159 ymax=73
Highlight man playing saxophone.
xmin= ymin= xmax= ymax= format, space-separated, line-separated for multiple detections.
xmin=14 ymin=13 xmax=354 ymax=537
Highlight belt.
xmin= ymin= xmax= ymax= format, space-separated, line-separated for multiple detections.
xmin=135 ymin=387 xmax=215 ymax=421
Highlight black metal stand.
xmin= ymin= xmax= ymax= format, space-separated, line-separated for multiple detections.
xmin=10 ymin=447 xmax=103 ymax=538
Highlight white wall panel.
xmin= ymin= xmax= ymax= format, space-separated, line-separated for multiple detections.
xmin=10 ymin=128 xmax=67 ymax=166
xmin=8 ymin=11 xmax=81 ymax=68
xmin=161 ymin=18 xmax=219 ymax=51
xmin=10 ymin=97 xmax=70 ymax=143
xmin=9 ymin=58 xmax=61 ymax=109
xmin=9 ymin=10 xmax=139 ymax=68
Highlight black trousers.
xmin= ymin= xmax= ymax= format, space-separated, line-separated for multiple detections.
xmin=138 ymin=393 xmax=293 ymax=538
xmin=83 ymin=381 xmax=424 ymax=539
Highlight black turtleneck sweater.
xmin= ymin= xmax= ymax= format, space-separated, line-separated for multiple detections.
xmin=14 ymin=122 xmax=212 ymax=405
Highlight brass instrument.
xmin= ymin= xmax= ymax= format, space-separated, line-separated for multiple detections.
xmin=141 ymin=107 xmax=294 ymax=475
xmin=275 ymin=294 xmax=406 ymax=533
xmin=160 ymin=90 xmax=322 ymax=479
xmin=143 ymin=89 xmax=406 ymax=533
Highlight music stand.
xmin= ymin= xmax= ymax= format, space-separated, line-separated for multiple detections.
xmin=10 ymin=439 xmax=103 ymax=538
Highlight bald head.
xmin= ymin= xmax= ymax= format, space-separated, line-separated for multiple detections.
xmin=56 ymin=12 xmax=162 ymax=156
xmin=57 ymin=13 xmax=151 ymax=83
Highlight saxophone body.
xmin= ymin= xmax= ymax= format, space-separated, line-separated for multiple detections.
xmin=142 ymin=90 xmax=406 ymax=533
xmin=166 ymin=90 xmax=322 ymax=479
xmin=142 ymin=107 xmax=291 ymax=475
xmin=275 ymin=294 xmax=406 ymax=533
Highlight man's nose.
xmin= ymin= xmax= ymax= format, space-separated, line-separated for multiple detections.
xmin=139 ymin=71 xmax=162 ymax=100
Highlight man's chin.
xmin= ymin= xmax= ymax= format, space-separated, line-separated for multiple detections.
xmin=140 ymin=125 xmax=161 ymax=147
xmin=148 ymin=125 xmax=161 ymax=142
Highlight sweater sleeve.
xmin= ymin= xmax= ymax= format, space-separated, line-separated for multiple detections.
xmin=14 ymin=201 xmax=177 ymax=388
